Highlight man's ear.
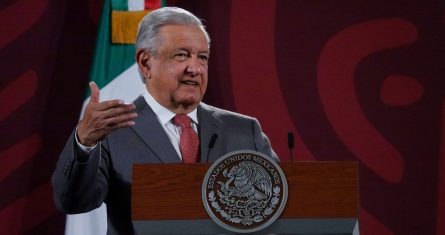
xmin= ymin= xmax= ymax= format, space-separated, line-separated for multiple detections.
xmin=136 ymin=49 xmax=151 ymax=79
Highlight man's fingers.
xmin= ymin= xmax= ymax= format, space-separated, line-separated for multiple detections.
xmin=95 ymin=119 xmax=136 ymax=138
xmin=80 ymin=113 xmax=136 ymax=144
xmin=89 ymin=82 xmax=100 ymax=103
xmin=95 ymin=100 xmax=130 ymax=111
xmin=103 ymin=112 xmax=138 ymax=127
xmin=101 ymin=104 xmax=136 ymax=118
xmin=90 ymin=112 xmax=137 ymax=132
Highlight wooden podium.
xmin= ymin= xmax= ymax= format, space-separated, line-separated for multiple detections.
xmin=132 ymin=162 xmax=359 ymax=234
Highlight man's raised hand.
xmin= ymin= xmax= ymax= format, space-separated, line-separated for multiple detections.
xmin=77 ymin=82 xmax=137 ymax=147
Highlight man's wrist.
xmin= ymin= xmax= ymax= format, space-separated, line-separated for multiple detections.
xmin=75 ymin=128 xmax=98 ymax=153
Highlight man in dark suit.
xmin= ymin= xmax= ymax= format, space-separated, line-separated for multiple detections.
xmin=52 ymin=7 xmax=277 ymax=235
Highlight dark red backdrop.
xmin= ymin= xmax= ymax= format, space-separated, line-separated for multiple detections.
xmin=0 ymin=0 xmax=444 ymax=234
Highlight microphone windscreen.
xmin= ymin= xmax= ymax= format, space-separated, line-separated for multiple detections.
xmin=208 ymin=134 xmax=218 ymax=148
xmin=287 ymin=132 xmax=294 ymax=148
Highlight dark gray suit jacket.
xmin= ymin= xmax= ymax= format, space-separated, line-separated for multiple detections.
xmin=52 ymin=96 xmax=277 ymax=235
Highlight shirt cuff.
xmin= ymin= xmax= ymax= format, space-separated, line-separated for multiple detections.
xmin=75 ymin=129 xmax=98 ymax=154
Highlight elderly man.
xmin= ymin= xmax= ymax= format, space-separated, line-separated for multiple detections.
xmin=52 ymin=7 xmax=277 ymax=235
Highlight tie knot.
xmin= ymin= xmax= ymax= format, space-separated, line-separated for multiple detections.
xmin=173 ymin=114 xmax=192 ymax=128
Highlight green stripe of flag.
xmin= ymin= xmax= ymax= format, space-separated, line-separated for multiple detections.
xmin=88 ymin=0 xmax=136 ymax=94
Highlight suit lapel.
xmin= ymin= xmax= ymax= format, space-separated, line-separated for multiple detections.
xmin=131 ymin=96 xmax=181 ymax=163
xmin=198 ymin=103 xmax=223 ymax=163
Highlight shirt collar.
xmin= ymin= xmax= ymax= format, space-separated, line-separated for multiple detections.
xmin=142 ymin=90 xmax=199 ymax=125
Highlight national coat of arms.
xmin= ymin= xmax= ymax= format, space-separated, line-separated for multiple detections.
xmin=202 ymin=150 xmax=288 ymax=233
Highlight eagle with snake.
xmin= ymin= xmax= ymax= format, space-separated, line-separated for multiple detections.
xmin=220 ymin=161 xmax=272 ymax=201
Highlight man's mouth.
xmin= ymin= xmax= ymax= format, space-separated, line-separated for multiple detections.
xmin=181 ymin=80 xmax=199 ymax=86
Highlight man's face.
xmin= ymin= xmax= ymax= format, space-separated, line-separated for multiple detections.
xmin=143 ymin=24 xmax=209 ymax=113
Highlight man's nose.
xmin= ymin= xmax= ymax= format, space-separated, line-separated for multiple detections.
xmin=186 ymin=57 xmax=203 ymax=76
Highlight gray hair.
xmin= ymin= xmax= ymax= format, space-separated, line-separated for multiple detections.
xmin=136 ymin=7 xmax=210 ymax=54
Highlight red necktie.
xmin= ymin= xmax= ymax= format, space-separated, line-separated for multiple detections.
xmin=173 ymin=115 xmax=200 ymax=163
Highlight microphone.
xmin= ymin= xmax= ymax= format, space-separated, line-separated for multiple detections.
xmin=206 ymin=134 xmax=218 ymax=161
xmin=288 ymin=132 xmax=294 ymax=161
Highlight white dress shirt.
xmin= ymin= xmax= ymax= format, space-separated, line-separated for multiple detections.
xmin=142 ymin=91 xmax=198 ymax=160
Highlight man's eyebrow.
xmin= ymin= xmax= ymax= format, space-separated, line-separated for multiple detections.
xmin=174 ymin=48 xmax=189 ymax=52
xmin=173 ymin=47 xmax=209 ymax=55
xmin=198 ymin=50 xmax=210 ymax=54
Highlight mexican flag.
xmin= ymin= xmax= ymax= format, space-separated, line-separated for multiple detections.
xmin=65 ymin=0 xmax=162 ymax=234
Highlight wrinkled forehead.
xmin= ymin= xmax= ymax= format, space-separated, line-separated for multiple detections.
xmin=157 ymin=24 xmax=210 ymax=52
